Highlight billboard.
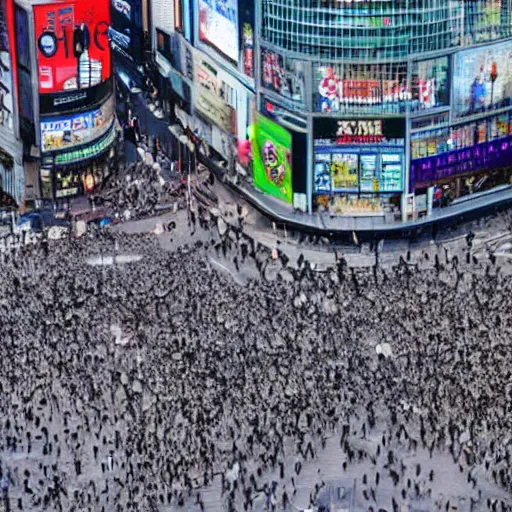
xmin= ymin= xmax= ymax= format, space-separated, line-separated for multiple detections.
xmin=261 ymin=49 xmax=305 ymax=104
xmin=453 ymin=40 xmax=512 ymax=118
xmin=250 ymin=114 xmax=293 ymax=204
xmin=40 ymin=95 xmax=114 ymax=153
xmin=34 ymin=1 xmax=111 ymax=94
xmin=199 ymin=0 xmax=238 ymax=63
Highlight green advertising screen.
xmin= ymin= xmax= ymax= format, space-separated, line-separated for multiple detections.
xmin=250 ymin=114 xmax=293 ymax=203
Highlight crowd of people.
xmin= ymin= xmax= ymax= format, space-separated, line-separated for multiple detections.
xmin=1 ymin=184 xmax=512 ymax=512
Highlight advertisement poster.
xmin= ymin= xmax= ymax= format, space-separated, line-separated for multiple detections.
xmin=453 ymin=39 xmax=512 ymax=118
xmin=250 ymin=114 xmax=293 ymax=204
xmin=331 ymin=153 xmax=358 ymax=191
xmin=261 ymin=49 xmax=305 ymax=103
xmin=199 ymin=0 xmax=238 ymax=63
xmin=40 ymin=96 xmax=114 ymax=152
xmin=34 ymin=1 xmax=111 ymax=94
xmin=315 ymin=65 xmax=410 ymax=112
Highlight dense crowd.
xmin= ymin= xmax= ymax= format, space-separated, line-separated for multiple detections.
xmin=1 ymin=207 xmax=512 ymax=512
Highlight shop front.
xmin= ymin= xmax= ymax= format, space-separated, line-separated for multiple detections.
xmin=313 ymin=118 xmax=405 ymax=218
xmin=40 ymin=122 xmax=118 ymax=201
xmin=411 ymin=110 xmax=512 ymax=209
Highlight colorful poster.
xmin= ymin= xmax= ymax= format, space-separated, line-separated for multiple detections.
xmin=199 ymin=0 xmax=238 ymax=63
xmin=331 ymin=153 xmax=358 ymax=191
xmin=453 ymin=39 xmax=512 ymax=118
xmin=34 ymin=1 xmax=111 ymax=94
xmin=250 ymin=114 xmax=293 ymax=203
xmin=40 ymin=96 xmax=114 ymax=152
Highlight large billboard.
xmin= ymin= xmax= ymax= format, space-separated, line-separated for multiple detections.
xmin=40 ymin=95 xmax=114 ymax=153
xmin=250 ymin=114 xmax=293 ymax=204
xmin=198 ymin=0 xmax=238 ymax=63
xmin=453 ymin=40 xmax=512 ymax=118
xmin=34 ymin=1 xmax=111 ymax=94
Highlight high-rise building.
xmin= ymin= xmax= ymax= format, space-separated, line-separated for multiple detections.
xmin=153 ymin=0 xmax=512 ymax=227
xmin=0 ymin=0 xmax=24 ymax=206
xmin=255 ymin=0 xmax=512 ymax=222
xmin=7 ymin=0 xmax=117 ymax=205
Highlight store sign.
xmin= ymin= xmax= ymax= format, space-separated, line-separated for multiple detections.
xmin=335 ymin=120 xmax=383 ymax=144
xmin=242 ymin=23 xmax=254 ymax=78
xmin=40 ymin=96 xmax=114 ymax=153
xmin=314 ymin=118 xmax=405 ymax=146
xmin=195 ymin=86 xmax=236 ymax=135
xmin=453 ymin=39 xmax=512 ymax=118
xmin=39 ymin=77 xmax=112 ymax=114
xmin=249 ymin=114 xmax=293 ymax=204
xmin=411 ymin=133 xmax=512 ymax=187
xmin=34 ymin=1 xmax=111 ymax=94
xmin=53 ymin=123 xmax=116 ymax=165
xmin=195 ymin=60 xmax=236 ymax=135
xmin=199 ymin=0 xmax=238 ymax=63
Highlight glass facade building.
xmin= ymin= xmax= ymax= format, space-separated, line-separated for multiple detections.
xmin=256 ymin=0 xmax=512 ymax=219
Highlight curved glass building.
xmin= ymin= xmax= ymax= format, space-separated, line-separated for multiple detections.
xmin=253 ymin=0 xmax=512 ymax=221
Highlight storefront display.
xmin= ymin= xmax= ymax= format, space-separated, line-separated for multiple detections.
xmin=249 ymin=114 xmax=293 ymax=204
xmin=34 ymin=0 xmax=111 ymax=94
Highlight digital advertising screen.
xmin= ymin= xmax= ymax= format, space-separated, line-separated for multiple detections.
xmin=198 ymin=0 xmax=239 ymax=63
xmin=250 ymin=114 xmax=293 ymax=204
xmin=453 ymin=39 xmax=512 ymax=118
xmin=40 ymin=95 xmax=114 ymax=153
xmin=34 ymin=1 xmax=111 ymax=94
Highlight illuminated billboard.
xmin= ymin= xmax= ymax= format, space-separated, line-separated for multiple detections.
xmin=40 ymin=95 xmax=114 ymax=153
xmin=34 ymin=1 xmax=111 ymax=94
xmin=250 ymin=114 xmax=293 ymax=204
xmin=453 ymin=39 xmax=512 ymax=118
xmin=199 ymin=0 xmax=238 ymax=63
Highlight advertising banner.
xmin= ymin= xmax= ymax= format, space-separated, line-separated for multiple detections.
xmin=261 ymin=49 xmax=305 ymax=104
xmin=453 ymin=40 xmax=512 ymax=118
xmin=40 ymin=95 xmax=114 ymax=153
xmin=195 ymin=60 xmax=236 ymax=135
xmin=250 ymin=114 xmax=293 ymax=204
xmin=315 ymin=64 xmax=410 ymax=113
xmin=34 ymin=1 xmax=111 ymax=94
xmin=199 ymin=0 xmax=238 ymax=63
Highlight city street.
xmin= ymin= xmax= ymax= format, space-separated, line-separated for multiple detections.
xmin=3 ymin=1 xmax=512 ymax=511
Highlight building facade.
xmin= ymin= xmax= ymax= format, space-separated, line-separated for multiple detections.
xmin=151 ymin=0 xmax=256 ymax=180
xmin=0 ymin=0 xmax=24 ymax=206
xmin=255 ymin=0 xmax=512 ymax=221
xmin=7 ymin=0 xmax=117 ymax=205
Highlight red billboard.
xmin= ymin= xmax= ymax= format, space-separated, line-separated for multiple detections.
xmin=34 ymin=1 xmax=111 ymax=94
